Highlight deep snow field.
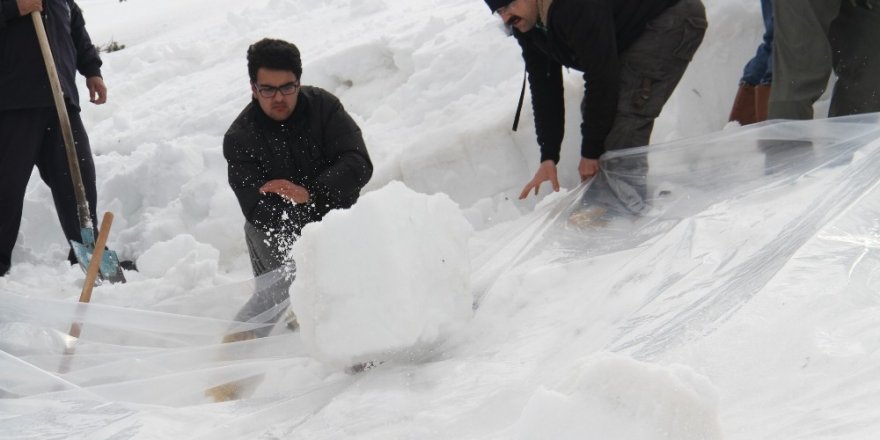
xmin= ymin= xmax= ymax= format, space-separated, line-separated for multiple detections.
xmin=3 ymin=0 xmax=880 ymax=439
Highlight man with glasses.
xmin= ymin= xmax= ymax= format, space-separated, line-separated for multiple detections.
xmin=221 ymin=38 xmax=372 ymax=346
xmin=485 ymin=0 xmax=706 ymax=205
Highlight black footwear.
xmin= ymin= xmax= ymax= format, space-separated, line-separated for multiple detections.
xmin=120 ymin=260 xmax=138 ymax=271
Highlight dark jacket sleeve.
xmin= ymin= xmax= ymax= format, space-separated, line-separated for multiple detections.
xmin=69 ymin=1 xmax=102 ymax=78
xmin=552 ymin=0 xmax=620 ymax=159
xmin=223 ymin=123 xmax=316 ymax=236
xmin=516 ymin=30 xmax=565 ymax=164
xmin=311 ymin=95 xmax=372 ymax=210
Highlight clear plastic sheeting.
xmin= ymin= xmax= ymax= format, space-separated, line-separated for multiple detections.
xmin=4 ymin=115 xmax=880 ymax=439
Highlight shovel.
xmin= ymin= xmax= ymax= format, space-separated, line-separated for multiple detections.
xmin=31 ymin=11 xmax=125 ymax=283
xmin=59 ymin=212 xmax=115 ymax=374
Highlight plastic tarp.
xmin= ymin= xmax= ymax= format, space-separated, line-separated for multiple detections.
xmin=3 ymin=114 xmax=880 ymax=438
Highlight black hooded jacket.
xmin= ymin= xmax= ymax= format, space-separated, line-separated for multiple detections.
xmin=0 ymin=0 xmax=102 ymax=111
xmin=514 ymin=0 xmax=677 ymax=162
xmin=223 ymin=86 xmax=373 ymax=237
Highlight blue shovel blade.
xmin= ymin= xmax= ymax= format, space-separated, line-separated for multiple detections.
xmin=71 ymin=228 xmax=126 ymax=284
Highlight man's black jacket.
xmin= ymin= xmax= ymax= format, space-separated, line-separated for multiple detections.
xmin=515 ymin=0 xmax=677 ymax=162
xmin=0 ymin=0 xmax=102 ymax=111
xmin=224 ymin=86 xmax=373 ymax=237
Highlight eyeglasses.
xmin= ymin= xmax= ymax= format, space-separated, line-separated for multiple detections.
xmin=494 ymin=1 xmax=516 ymax=36
xmin=494 ymin=0 xmax=515 ymax=15
xmin=254 ymin=81 xmax=300 ymax=98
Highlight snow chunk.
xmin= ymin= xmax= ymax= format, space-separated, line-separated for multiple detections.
xmin=291 ymin=181 xmax=473 ymax=367
xmin=515 ymin=353 xmax=722 ymax=440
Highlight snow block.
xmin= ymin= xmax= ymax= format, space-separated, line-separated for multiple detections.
xmin=514 ymin=353 xmax=722 ymax=440
xmin=290 ymin=181 xmax=474 ymax=368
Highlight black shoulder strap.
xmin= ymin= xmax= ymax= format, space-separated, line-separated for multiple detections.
xmin=512 ymin=68 xmax=527 ymax=131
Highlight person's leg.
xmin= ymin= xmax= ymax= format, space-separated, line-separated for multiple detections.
xmin=729 ymin=84 xmax=757 ymax=125
xmin=755 ymin=83 xmax=771 ymax=121
xmin=597 ymin=0 xmax=705 ymax=211
xmin=0 ymin=109 xmax=52 ymax=276
xmin=34 ymin=107 xmax=99 ymax=265
xmin=740 ymin=0 xmax=774 ymax=86
xmin=827 ymin=0 xmax=880 ymax=117
xmin=208 ymin=223 xmax=296 ymax=402
xmin=731 ymin=0 xmax=774 ymax=124
xmin=759 ymin=0 xmax=774 ymax=85
xmin=244 ymin=221 xmax=287 ymax=277
xmin=768 ymin=0 xmax=841 ymax=119
xmin=605 ymin=0 xmax=706 ymax=151
xmin=753 ymin=0 xmax=774 ymax=122
xmin=232 ymin=222 xmax=295 ymax=338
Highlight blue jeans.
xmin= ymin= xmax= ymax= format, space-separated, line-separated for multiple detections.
xmin=740 ymin=0 xmax=774 ymax=85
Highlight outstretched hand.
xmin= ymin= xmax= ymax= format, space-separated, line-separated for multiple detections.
xmin=519 ymin=160 xmax=560 ymax=199
xmin=260 ymin=179 xmax=310 ymax=204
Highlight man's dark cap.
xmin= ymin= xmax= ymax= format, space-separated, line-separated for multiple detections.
xmin=485 ymin=0 xmax=512 ymax=12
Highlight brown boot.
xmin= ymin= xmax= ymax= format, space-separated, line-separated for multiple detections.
xmin=754 ymin=84 xmax=771 ymax=122
xmin=729 ymin=84 xmax=757 ymax=125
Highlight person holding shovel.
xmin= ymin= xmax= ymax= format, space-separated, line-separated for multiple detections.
xmin=0 ymin=0 xmax=106 ymax=277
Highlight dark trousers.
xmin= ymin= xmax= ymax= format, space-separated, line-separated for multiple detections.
xmin=232 ymin=222 xmax=296 ymax=338
xmin=601 ymin=0 xmax=707 ymax=152
xmin=586 ymin=0 xmax=707 ymax=213
xmin=0 ymin=107 xmax=98 ymax=275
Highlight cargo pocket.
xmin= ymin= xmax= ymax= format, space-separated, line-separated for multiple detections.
xmin=674 ymin=16 xmax=708 ymax=61
xmin=618 ymin=59 xmax=667 ymax=118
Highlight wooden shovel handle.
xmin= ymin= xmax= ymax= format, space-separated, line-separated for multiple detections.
xmin=78 ymin=212 xmax=114 ymax=304
xmin=61 ymin=212 xmax=113 ymax=373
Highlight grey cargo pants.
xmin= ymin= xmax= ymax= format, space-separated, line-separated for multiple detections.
xmin=585 ymin=0 xmax=707 ymax=213
xmin=769 ymin=0 xmax=880 ymax=119
xmin=598 ymin=0 xmax=707 ymax=151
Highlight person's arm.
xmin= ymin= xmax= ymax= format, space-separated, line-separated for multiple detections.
xmin=69 ymin=1 xmax=105 ymax=103
xmin=553 ymin=0 xmax=620 ymax=160
xmin=69 ymin=2 xmax=101 ymax=77
xmin=224 ymin=128 xmax=316 ymax=236
xmin=515 ymin=30 xmax=565 ymax=164
xmin=311 ymin=96 xmax=372 ymax=210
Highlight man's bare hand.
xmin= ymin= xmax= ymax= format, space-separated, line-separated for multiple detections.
xmin=17 ymin=0 xmax=42 ymax=16
xmin=260 ymin=179 xmax=310 ymax=204
xmin=86 ymin=76 xmax=107 ymax=105
xmin=578 ymin=157 xmax=599 ymax=181
xmin=519 ymin=160 xmax=560 ymax=199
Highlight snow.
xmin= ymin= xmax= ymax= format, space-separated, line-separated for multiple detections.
xmin=3 ymin=0 xmax=880 ymax=439
xmin=513 ymin=353 xmax=722 ymax=440
xmin=292 ymin=181 xmax=473 ymax=367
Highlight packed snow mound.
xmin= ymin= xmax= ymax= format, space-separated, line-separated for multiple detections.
xmin=514 ymin=353 xmax=721 ymax=440
xmin=291 ymin=181 xmax=474 ymax=368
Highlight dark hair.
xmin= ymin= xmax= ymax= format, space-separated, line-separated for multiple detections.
xmin=246 ymin=38 xmax=303 ymax=82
